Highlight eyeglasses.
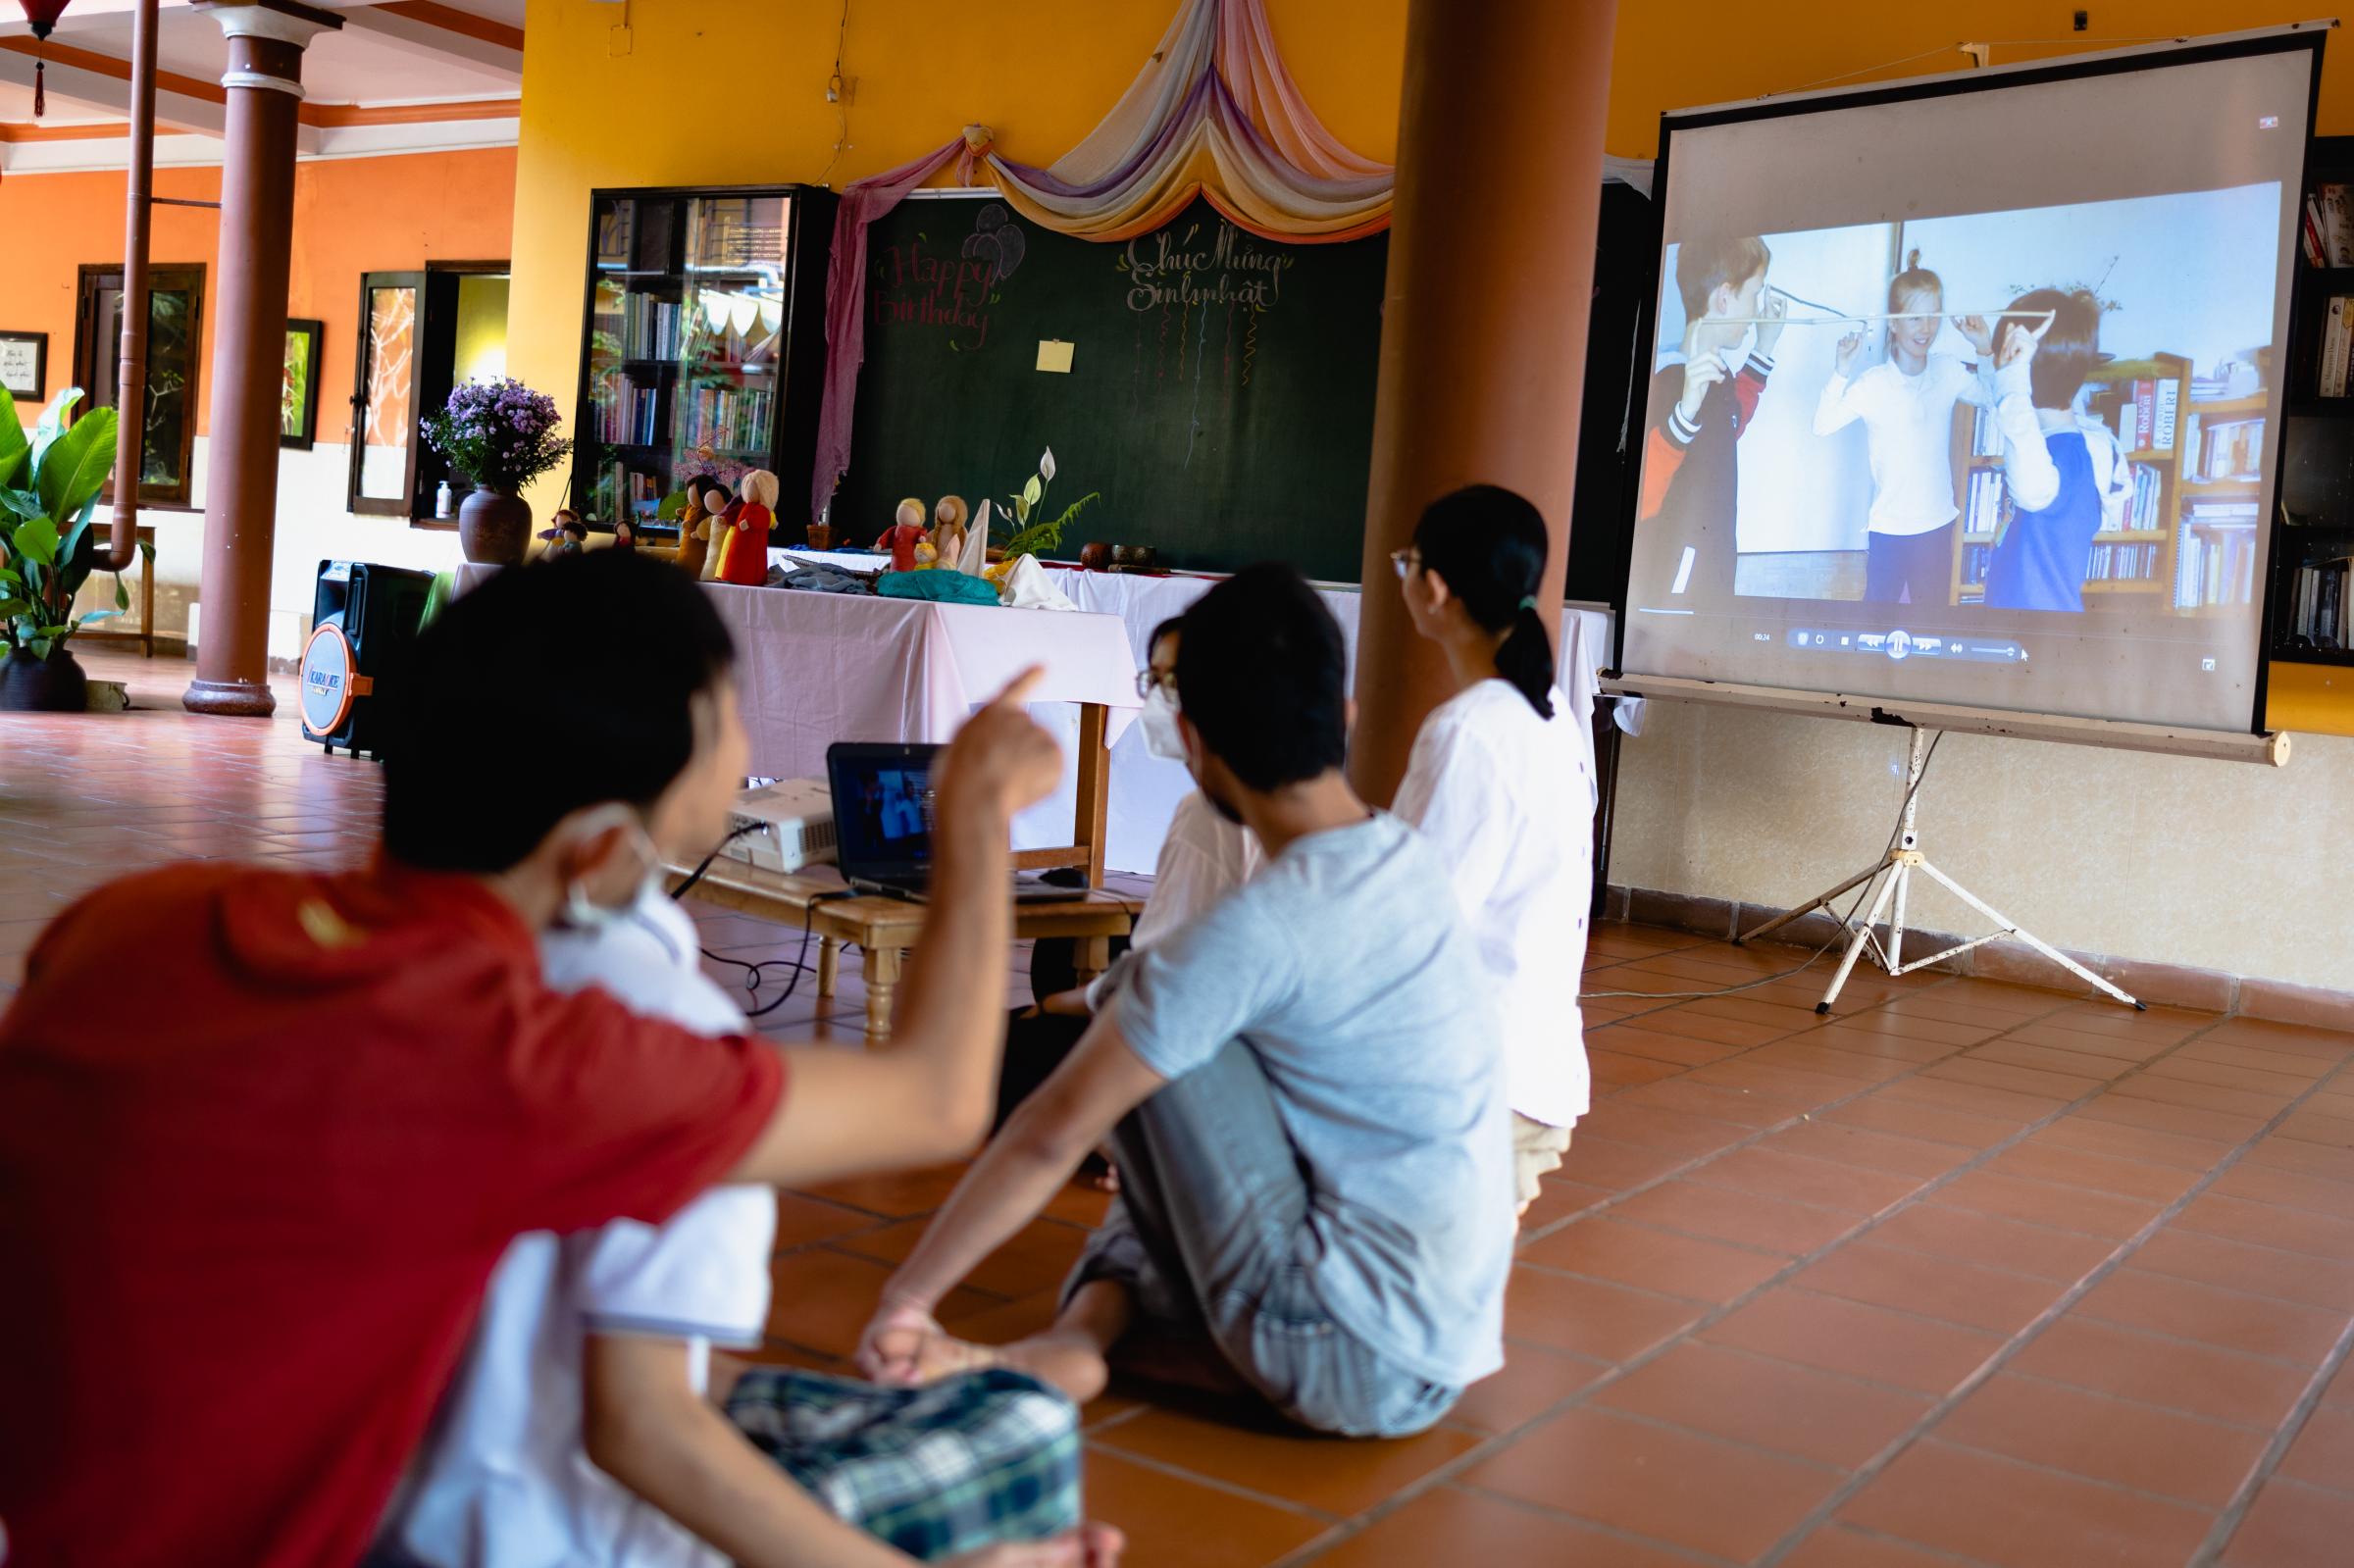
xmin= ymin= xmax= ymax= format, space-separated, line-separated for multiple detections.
xmin=1389 ymin=548 xmax=1420 ymax=581
xmin=1135 ymin=667 xmax=1177 ymax=699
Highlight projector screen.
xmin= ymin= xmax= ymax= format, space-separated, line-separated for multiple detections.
xmin=1618 ymin=30 xmax=2324 ymax=735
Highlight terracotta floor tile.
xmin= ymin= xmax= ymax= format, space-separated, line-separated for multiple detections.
xmin=1587 ymin=1049 xmax=1688 ymax=1090
xmin=2001 ymin=1020 xmax=2180 ymax=1062
xmin=1520 ymin=1216 xmax=1788 ymax=1303
xmin=937 ymin=1290 xmax=1063 ymax=1345
xmin=2179 ymin=1039 xmax=2341 ymax=1082
xmin=2030 ymin=1115 xmax=2237 ymax=1172
xmin=1552 ymin=1134 xmax=1702 ymax=1193
xmin=1079 ymin=1449 xmax=1326 ymax=1568
xmin=1982 ymin=1140 xmax=2204 ymax=1203
xmin=1817 ymin=1087 xmax=2024 ymax=1148
xmin=1742 ymin=1041 xmax=1919 ymax=1084
xmin=2131 ymin=1226 xmax=2354 ymax=1313
xmin=1867 ymin=1203 xmax=2119 ymax=1283
xmin=1593 ymin=1340 xmax=1930 ymax=1469
xmin=2277 ymin=1108 xmax=2354 ymax=1149
xmin=1777 ymin=1523 xmax=1973 ymax=1568
xmin=2073 ymin=1268 xmax=2346 ymax=1363
xmin=2008 ymin=1317 xmax=2309 ymax=1429
xmin=1614 ymin=1008 xmax=1790 ymax=1048
xmin=1302 ymin=1484 xmax=1698 ymax=1568
xmin=2109 ymin=1072 xmax=2296 ymax=1122
xmin=764 ymin=1248 xmax=998 ymax=1359
xmin=1924 ymin=1169 xmax=2167 ymax=1240
xmin=1093 ymin=1405 xmax=1483 ymax=1518
xmin=1826 ymin=1006 xmax=2013 ymax=1046
xmin=2277 ymin=1404 xmax=2354 ymax=1492
xmin=2222 ymin=1479 xmax=2354 ymax=1566
xmin=1787 ymin=1242 xmax=2064 ymax=1336
xmin=1924 ymin=1056 xmax=2104 ymax=1103
xmin=2145 ymin=1053 xmax=2323 ymax=1098
xmin=2213 ymin=1158 xmax=2354 ymax=1224
xmin=2075 ymin=1091 xmax=2271 ymax=1146
xmin=770 ymin=1191 xmax=887 ymax=1251
xmin=1447 ymin=1342 xmax=1610 ymax=1435
xmin=1805 ymin=1024 xmax=1960 ymax=1066
xmin=1687 ymin=1059 xmax=1870 ymax=1107
xmin=1760 ymin=1121 xmax=1977 ymax=1181
xmin=1503 ymin=1266 xmax=1709 ymax=1362
xmin=1583 ymin=1024 xmax=1748 ymax=1068
xmin=1576 ymin=1102 xmax=1755 ymax=1158
xmin=1515 ymin=1177 xmax=1612 ymax=1235
xmin=1681 ymin=1145 xmax=1929 ymax=1214
xmin=2175 ymin=1192 xmax=2354 ymax=1260
xmin=831 ymin=1215 xmax=1090 ymax=1299
xmin=2201 ymin=1018 xmax=2354 ymax=1058
xmin=1875 ymin=1074 xmax=2064 ymax=1126
xmin=1701 ymin=1288 xmax=2005 ymax=1395
xmin=1964 ymin=1037 xmax=2138 ymax=1082
xmin=1458 ymin=1405 xmax=1842 ymax=1563
xmin=799 ymin=1162 xmax=973 ymax=1219
xmin=1838 ymin=1439 xmax=2213 ymax=1568
xmin=1936 ymin=1371 xmax=2271 ymax=1508
xmin=1610 ymin=1181 xmax=1862 ymax=1257
xmin=1612 ymin=1078 xmax=1798 ymax=1130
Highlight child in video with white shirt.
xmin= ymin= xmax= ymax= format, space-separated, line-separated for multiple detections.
xmin=1813 ymin=252 xmax=1998 ymax=607
xmin=1392 ymin=485 xmax=1594 ymax=1224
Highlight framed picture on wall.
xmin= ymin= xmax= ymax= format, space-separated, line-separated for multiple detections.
xmin=281 ymin=318 xmax=323 ymax=449
xmin=0 ymin=331 xmax=45 ymax=400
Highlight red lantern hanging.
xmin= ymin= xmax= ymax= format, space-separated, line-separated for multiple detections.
xmin=18 ymin=0 xmax=73 ymax=118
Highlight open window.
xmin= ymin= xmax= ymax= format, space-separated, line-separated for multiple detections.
xmin=72 ymin=263 xmax=204 ymax=508
xmin=347 ymin=264 xmax=510 ymax=521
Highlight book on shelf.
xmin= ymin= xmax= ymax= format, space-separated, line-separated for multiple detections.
xmin=2326 ymin=183 xmax=2354 ymax=266
xmin=1961 ymin=540 xmax=1993 ymax=587
xmin=625 ymin=294 xmax=686 ymax=360
xmin=2323 ymin=296 xmax=2354 ymax=398
xmin=1968 ymin=404 xmax=2002 ymax=457
xmin=2306 ymin=192 xmax=2329 ymax=267
xmin=2102 ymin=379 xmax=2174 ymax=451
xmin=675 ymin=383 xmax=775 ymax=454
xmin=2174 ymin=511 xmax=2261 ymax=609
xmin=1963 ymin=466 xmax=2008 ymax=537
xmin=2153 ymin=378 xmax=2179 ymax=451
xmin=2117 ymin=461 xmax=2164 ymax=532
xmin=2289 ymin=556 xmax=2352 ymax=647
xmin=2185 ymin=416 xmax=2266 ymax=482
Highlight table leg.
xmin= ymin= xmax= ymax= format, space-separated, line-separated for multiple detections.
xmin=863 ymin=944 xmax=901 ymax=1043
xmin=1073 ymin=936 xmax=1111 ymax=988
xmin=817 ymin=936 xmax=839 ymax=998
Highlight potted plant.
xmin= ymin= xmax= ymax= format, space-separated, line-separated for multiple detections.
xmin=421 ymin=377 xmax=574 ymax=567
xmin=0 ymin=385 xmax=139 ymax=713
xmin=991 ymin=447 xmax=1099 ymax=566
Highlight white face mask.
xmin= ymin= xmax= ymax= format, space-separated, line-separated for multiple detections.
xmin=1140 ymin=683 xmax=1187 ymax=761
xmin=558 ymin=809 xmax=664 ymax=932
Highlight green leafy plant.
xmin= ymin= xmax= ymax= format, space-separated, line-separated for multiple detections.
xmin=0 ymin=385 xmax=133 ymax=663
xmin=993 ymin=447 xmax=1100 ymax=561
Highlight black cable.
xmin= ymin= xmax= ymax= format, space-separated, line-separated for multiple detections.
xmin=668 ymin=829 xmax=861 ymax=1019
xmin=1582 ymin=731 xmax=1945 ymax=1001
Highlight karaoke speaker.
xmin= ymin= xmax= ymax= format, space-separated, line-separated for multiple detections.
xmin=301 ymin=560 xmax=435 ymax=759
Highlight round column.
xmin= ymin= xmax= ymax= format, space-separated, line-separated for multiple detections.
xmin=1347 ymin=0 xmax=1619 ymax=803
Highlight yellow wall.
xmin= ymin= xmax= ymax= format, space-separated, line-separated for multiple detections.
xmin=452 ymin=274 xmax=511 ymax=384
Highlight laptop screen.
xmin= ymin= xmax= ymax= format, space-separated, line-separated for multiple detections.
xmin=827 ymin=742 xmax=941 ymax=883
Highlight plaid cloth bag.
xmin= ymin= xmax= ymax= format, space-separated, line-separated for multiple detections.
xmin=726 ymin=1367 xmax=1083 ymax=1560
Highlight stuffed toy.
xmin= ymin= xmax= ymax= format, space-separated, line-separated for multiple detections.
xmin=875 ymin=497 xmax=928 ymax=574
xmin=674 ymin=477 xmax=718 ymax=577
xmin=537 ymin=509 xmax=587 ymax=560
xmin=716 ymin=470 xmax=778 ymax=585
xmin=612 ymin=518 xmax=638 ymax=551
xmin=931 ymin=495 xmax=969 ymax=573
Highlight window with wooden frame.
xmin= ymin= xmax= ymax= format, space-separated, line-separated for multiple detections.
xmin=72 ymin=263 xmax=204 ymax=508
xmin=347 ymin=264 xmax=510 ymax=520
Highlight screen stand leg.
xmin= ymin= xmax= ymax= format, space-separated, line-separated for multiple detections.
xmin=1734 ymin=728 xmax=2144 ymax=1016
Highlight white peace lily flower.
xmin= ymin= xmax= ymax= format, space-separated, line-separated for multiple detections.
xmin=1039 ymin=448 xmax=1056 ymax=483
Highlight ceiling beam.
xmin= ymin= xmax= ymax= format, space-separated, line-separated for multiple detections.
xmin=0 ymin=41 xmax=223 ymax=134
xmin=333 ymin=1 xmax=522 ymax=77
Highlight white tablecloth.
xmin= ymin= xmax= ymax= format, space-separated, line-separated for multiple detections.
xmin=1042 ymin=568 xmax=1612 ymax=874
xmin=701 ymin=582 xmax=1142 ymax=854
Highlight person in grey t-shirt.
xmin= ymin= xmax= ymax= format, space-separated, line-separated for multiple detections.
xmin=854 ymin=566 xmax=1513 ymax=1438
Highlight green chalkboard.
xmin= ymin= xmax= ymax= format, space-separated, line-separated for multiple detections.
xmin=835 ymin=194 xmax=1388 ymax=582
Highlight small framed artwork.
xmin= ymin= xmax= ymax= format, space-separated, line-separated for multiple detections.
xmin=0 ymin=331 xmax=45 ymax=399
xmin=281 ymin=318 xmax=323 ymax=449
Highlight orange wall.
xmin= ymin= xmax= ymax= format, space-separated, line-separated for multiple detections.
xmin=0 ymin=147 xmax=517 ymax=438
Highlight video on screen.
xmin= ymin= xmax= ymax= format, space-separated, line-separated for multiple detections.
xmin=1618 ymin=39 xmax=2314 ymax=733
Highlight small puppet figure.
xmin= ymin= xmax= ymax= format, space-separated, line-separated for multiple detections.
xmin=674 ymin=478 xmax=715 ymax=578
xmin=875 ymin=497 xmax=928 ymax=574
xmin=715 ymin=469 xmax=778 ymax=586
xmin=537 ymin=509 xmax=588 ymax=560
xmin=613 ymin=518 xmax=639 ymax=551
xmin=932 ymin=495 xmax=969 ymax=571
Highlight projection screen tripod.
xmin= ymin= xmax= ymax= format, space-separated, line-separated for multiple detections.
xmin=1737 ymin=726 xmax=2143 ymax=1015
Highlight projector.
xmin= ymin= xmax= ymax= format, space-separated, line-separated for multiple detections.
xmin=723 ymin=778 xmax=838 ymax=874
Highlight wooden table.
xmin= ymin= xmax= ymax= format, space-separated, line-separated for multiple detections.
xmin=670 ymin=857 xmax=1143 ymax=1041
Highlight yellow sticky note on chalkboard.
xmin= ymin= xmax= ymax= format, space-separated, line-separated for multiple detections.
xmin=1036 ymin=339 xmax=1075 ymax=374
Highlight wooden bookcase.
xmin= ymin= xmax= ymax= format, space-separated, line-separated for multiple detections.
xmin=2269 ymin=134 xmax=2354 ymax=732
xmin=1945 ymin=352 xmax=2211 ymax=607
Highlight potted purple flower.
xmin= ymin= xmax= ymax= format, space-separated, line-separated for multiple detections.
xmin=421 ymin=378 xmax=575 ymax=567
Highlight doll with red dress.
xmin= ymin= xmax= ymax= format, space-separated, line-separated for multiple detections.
xmin=714 ymin=469 xmax=778 ymax=585
xmin=875 ymin=498 xmax=928 ymax=574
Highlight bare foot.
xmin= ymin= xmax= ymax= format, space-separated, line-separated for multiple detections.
xmin=915 ymin=1328 xmax=1111 ymax=1404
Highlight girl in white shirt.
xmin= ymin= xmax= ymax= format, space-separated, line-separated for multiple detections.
xmin=1812 ymin=253 xmax=1998 ymax=608
xmin=1391 ymin=484 xmax=1593 ymax=1223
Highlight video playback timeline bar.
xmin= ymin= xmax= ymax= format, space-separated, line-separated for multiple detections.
xmin=1765 ymin=628 xmax=2028 ymax=664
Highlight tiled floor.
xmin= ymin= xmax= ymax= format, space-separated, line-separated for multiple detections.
xmin=11 ymin=650 xmax=2354 ymax=1566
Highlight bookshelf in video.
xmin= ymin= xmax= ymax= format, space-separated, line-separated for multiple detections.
xmin=2276 ymin=139 xmax=2354 ymax=665
xmin=1947 ymin=354 xmax=2265 ymax=613
xmin=571 ymin=186 xmax=830 ymax=538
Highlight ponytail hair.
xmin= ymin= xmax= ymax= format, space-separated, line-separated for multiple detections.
xmin=1410 ymin=484 xmax=1556 ymax=718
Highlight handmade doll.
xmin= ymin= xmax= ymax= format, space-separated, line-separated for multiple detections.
xmin=931 ymin=495 xmax=969 ymax=572
xmin=715 ymin=469 xmax=778 ymax=585
xmin=537 ymin=509 xmax=588 ymax=560
xmin=875 ymin=497 xmax=928 ymax=574
xmin=613 ymin=518 xmax=638 ymax=551
xmin=674 ymin=479 xmax=715 ymax=577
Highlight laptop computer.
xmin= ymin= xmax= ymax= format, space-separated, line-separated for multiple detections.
xmin=825 ymin=741 xmax=1074 ymax=903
